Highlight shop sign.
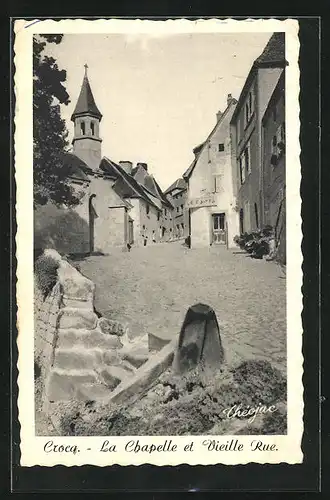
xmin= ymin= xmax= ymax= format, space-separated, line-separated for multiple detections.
xmin=186 ymin=194 xmax=217 ymax=208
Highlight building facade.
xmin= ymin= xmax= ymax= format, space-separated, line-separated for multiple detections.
xmin=164 ymin=178 xmax=188 ymax=239
xmin=183 ymin=94 xmax=239 ymax=248
xmin=230 ymin=32 xmax=286 ymax=236
xmin=34 ymin=66 xmax=172 ymax=255
xmin=262 ymin=71 xmax=286 ymax=262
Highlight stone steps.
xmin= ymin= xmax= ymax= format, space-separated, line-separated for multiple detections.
xmin=58 ymin=307 xmax=99 ymax=330
xmin=56 ymin=328 xmax=123 ymax=350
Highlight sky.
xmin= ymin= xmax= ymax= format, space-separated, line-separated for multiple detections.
xmin=45 ymin=32 xmax=272 ymax=190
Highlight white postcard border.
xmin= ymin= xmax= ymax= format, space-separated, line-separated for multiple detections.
xmin=15 ymin=17 xmax=303 ymax=467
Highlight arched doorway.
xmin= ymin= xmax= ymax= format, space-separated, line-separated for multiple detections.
xmin=88 ymin=194 xmax=97 ymax=254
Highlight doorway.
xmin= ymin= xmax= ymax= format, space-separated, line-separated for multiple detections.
xmin=88 ymin=194 xmax=97 ymax=254
xmin=239 ymin=208 xmax=244 ymax=234
xmin=128 ymin=218 xmax=134 ymax=245
xmin=212 ymin=213 xmax=226 ymax=244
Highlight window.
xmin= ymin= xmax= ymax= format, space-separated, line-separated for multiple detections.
xmin=218 ymin=143 xmax=225 ymax=152
xmin=213 ymin=214 xmax=225 ymax=230
xmin=244 ymin=145 xmax=251 ymax=174
xmin=213 ymin=175 xmax=222 ymax=193
xmin=254 ymin=203 xmax=259 ymax=229
xmin=181 ymin=204 xmax=184 ymax=212
xmin=245 ymin=103 xmax=249 ymax=125
xmin=272 ymin=135 xmax=277 ymax=155
xmin=164 ymin=208 xmax=167 ymax=216
xmin=177 ymin=207 xmax=179 ymax=213
xmin=142 ymin=225 xmax=145 ymax=230
xmin=237 ymin=117 xmax=241 ymax=144
xmin=272 ymin=105 xmax=277 ymax=122
xmin=157 ymin=211 xmax=160 ymax=221
xmin=90 ymin=121 xmax=95 ymax=135
xmin=249 ymin=92 xmax=253 ymax=112
xmin=277 ymin=122 xmax=285 ymax=156
xmin=146 ymin=204 xmax=150 ymax=215
xmin=239 ymin=157 xmax=245 ymax=184
xmin=244 ymin=91 xmax=254 ymax=127
xmin=80 ymin=121 xmax=85 ymax=135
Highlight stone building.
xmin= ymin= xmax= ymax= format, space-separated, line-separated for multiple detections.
xmin=262 ymin=71 xmax=286 ymax=263
xmin=182 ymin=94 xmax=239 ymax=248
xmin=164 ymin=178 xmax=188 ymax=239
xmin=34 ymin=66 xmax=172 ymax=255
xmin=230 ymin=32 xmax=286 ymax=235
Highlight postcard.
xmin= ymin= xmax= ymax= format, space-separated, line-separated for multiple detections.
xmin=15 ymin=17 xmax=302 ymax=466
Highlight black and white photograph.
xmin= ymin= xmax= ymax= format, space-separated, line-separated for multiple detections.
xmin=15 ymin=18 xmax=302 ymax=466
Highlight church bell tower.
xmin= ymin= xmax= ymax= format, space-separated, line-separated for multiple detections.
xmin=71 ymin=64 xmax=102 ymax=171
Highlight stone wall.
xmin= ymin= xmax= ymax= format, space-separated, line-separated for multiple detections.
xmin=35 ymin=250 xmax=176 ymax=431
xmin=34 ymin=280 xmax=62 ymax=392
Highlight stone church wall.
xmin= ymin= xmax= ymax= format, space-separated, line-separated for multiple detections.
xmin=89 ymin=176 xmax=128 ymax=251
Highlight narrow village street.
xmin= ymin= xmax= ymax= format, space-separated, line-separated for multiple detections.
xmin=78 ymin=241 xmax=286 ymax=374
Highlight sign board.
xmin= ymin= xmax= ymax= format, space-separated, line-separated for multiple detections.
xmin=186 ymin=194 xmax=217 ymax=208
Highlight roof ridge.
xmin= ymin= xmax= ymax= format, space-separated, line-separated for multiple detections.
xmin=102 ymin=157 xmax=159 ymax=209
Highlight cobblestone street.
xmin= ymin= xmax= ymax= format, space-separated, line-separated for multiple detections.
xmin=78 ymin=241 xmax=286 ymax=374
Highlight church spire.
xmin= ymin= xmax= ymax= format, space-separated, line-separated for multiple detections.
xmin=71 ymin=65 xmax=102 ymax=171
xmin=71 ymin=65 xmax=102 ymax=122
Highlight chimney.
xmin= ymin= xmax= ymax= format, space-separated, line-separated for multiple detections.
xmin=119 ymin=161 xmax=133 ymax=175
xmin=227 ymin=93 xmax=233 ymax=106
xmin=216 ymin=110 xmax=223 ymax=122
xmin=137 ymin=162 xmax=148 ymax=172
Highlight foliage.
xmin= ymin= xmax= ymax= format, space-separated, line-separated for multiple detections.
xmin=34 ymin=204 xmax=90 ymax=255
xmin=58 ymin=360 xmax=287 ymax=436
xmin=233 ymin=226 xmax=274 ymax=259
xmin=34 ymin=253 xmax=59 ymax=298
xmin=33 ymin=34 xmax=79 ymax=207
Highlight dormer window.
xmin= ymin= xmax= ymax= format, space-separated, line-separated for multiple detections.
xmin=80 ymin=121 xmax=85 ymax=135
xmin=90 ymin=121 xmax=95 ymax=135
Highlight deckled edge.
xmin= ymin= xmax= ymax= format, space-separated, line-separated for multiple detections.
xmin=14 ymin=17 xmax=303 ymax=468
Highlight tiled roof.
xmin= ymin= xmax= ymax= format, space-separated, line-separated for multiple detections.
xmin=61 ymin=152 xmax=91 ymax=181
xmin=255 ymin=32 xmax=285 ymax=66
xmin=71 ymin=74 xmax=102 ymax=121
xmin=231 ymin=32 xmax=286 ymax=123
xmin=100 ymin=157 xmax=159 ymax=209
xmin=153 ymin=178 xmax=174 ymax=208
xmin=183 ymin=159 xmax=197 ymax=180
xmin=164 ymin=177 xmax=187 ymax=194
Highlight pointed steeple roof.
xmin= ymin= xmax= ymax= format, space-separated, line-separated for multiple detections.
xmin=71 ymin=64 xmax=102 ymax=121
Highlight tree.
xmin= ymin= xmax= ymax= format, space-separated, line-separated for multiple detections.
xmin=33 ymin=34 xmax=79 ymax=207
